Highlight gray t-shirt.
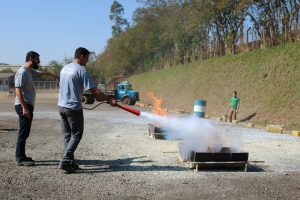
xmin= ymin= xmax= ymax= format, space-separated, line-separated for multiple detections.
xmin=57 ymin=63 xmax=95 ymax=110
xmin=14 ymin=66 xmax=42 ymax=106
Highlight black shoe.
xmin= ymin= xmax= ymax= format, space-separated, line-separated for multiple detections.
xmin=25 ymin=157 xmax=35 ymax=162
xmin=59 ymin=163 xmax=76 ymax=174
xmin=71 ymin=162 xmax=81 ymax=170
xmin=17 ymin=157 xmax=35 ymax=166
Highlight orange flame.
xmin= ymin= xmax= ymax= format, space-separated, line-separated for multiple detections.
xmin=146 ymin=92 xmax=166 ymax=116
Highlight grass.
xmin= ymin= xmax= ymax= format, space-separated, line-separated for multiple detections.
xmin=129 ymin=41 xmax=300 ymax=130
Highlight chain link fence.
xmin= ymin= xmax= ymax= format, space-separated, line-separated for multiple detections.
xmin=0 ymin=86 xmax=9 ymax=91
xmin=34 ymin=81 xmax=59 ymax=92
xmin=5 ymin=80 xmax=59 ymax=93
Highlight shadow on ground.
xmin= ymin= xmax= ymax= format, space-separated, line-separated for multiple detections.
xmin=35 ymin=160 xmax=59 ymax=166
xmin=239 ymin=112 xmax=257 ymax=122
xmin=246 ymin=164 xmax=266 ymax=172
xmin=0 ymin=128 xmax=18 ymax=132
xmin=190 ymin=164 xmax=265 ymax=172
xmin=35 ymin=158 xmax=266 ymax=173
xmin=35 ymin=156 xmax=187 ymax=173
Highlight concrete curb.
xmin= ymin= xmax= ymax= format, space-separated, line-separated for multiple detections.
xmin=292 ymin=131 xmax=300 ymax=137
xmin=266 ymin=125 xmax=283 ymax=134
xmin=247 ymin=123 xmax=255 ymax=128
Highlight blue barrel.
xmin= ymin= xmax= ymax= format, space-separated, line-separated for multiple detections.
xmin=193 ymin=99 xmax=206 ymax=118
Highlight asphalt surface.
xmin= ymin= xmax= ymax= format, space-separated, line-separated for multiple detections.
xmin=0 ymin=93 xmax=300 ymax=200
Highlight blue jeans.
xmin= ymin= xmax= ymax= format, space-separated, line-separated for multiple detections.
xmin=15 ymin=104 xmax=34 ymax=161
xmin=58 ymin=107 xmax=84 ymax=164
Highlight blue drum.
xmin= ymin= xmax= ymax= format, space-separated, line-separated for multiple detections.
xmin=193 ymin=99 xmax=206 ymax=118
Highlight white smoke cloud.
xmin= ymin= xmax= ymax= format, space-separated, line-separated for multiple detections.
xmin=140 ymin=112 xmax=243 ymax=160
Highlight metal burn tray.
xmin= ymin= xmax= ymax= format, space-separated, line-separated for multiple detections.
xmin=192 ymin=151 xmax=249 ymax=162
xmin=148 ymin=124 xmax=165 ymax=134
xmin=147 ymin=124 xmax=165 ymax=139
xmin=179 ymin=146 xmax=249 ymax=171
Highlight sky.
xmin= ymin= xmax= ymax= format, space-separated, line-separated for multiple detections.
xmin=0 ymin=0 xmax=141 ymax=65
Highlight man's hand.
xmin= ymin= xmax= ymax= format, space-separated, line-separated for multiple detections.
xmin=42 ymin=72 xmax=59 ymax=81
xmin=22 ymin=107 xmax=30 ymax=119
xmin=235 ymin=110 xmax=239 ymax=114
xmin=107 ymin=99 xmax=117 ymax=107
xmin=90 ymin=87 xmax=117 ymax=106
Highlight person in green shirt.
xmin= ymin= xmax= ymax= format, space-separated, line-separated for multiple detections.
xmin=227 ymin=91 xmax=240 ymax=123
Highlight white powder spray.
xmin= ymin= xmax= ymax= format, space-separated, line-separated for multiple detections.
xmin=140 ymin=111 xmax=243 ymax=159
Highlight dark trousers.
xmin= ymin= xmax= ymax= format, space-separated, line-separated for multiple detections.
xmin=228 ymin=108 xmax=237 ymax=123
xmin=58 ymin=107 xmax=84 ymax=163
xmin=15 ymin=104 xmax=34 ymax=161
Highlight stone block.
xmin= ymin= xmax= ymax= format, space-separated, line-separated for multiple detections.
xmin=247 ymin=123 xmax=254 ymax=128
xmin=266 ymin=125 xmax=283 ymax=134
xmin=292 ymin=131 xmax=300 ymax=137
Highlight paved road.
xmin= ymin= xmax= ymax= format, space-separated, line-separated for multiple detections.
xmin=0 ymin=94 xmax=299 ymax=199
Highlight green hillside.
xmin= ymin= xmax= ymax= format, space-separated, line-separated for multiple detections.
xmin=129 ymin=42 xmax=300 ymax=130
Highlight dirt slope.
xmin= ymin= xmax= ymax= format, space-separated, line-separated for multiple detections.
xmin=130 ymin=42 xmax=300 ymax=130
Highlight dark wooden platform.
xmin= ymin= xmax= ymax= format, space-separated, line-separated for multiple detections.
xmin=147 ymin=124 xmax=166 ymax=139
xmin=148 ymin=124 xmax=165 ymax=134
xmin=189 ymin=161 xmax=248 ymax=171
xmin=149 ymin=133 xmax=165 ymax=139
xmin=178 ymin=146 xmax=249 ymax=171
xmin=192 ymin=151 xmax=249 ymax=162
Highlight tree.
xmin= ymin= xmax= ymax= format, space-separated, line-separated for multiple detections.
xmin=86 ymin=51 xmax=104 ymax=82
xmin=110 ymin=1 xmax=130 ymax=37
xmin=96 ymin=0 xmax=300 ymax=79
xmin=46 ymin=60 xmax=63 ymax=76
xmin=0 ymin=68 xmax=14 ymax=73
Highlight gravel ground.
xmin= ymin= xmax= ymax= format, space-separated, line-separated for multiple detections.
xmin=0 ymin=93 xmax=300 ymax=200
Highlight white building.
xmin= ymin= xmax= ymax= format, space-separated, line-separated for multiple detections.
xmin=0 ymin=73 xmax=14 ymax=91
xmin=0 ymin=64 xmax=20 ymax=72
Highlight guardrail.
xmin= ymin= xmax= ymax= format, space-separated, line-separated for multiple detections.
xmin=0 ymin=85 xmax=9 ymax=91
xmin=3 ymin=81 xmax=59 ymax=93
xmin=34 ymin=81 xmax=59 ymax=92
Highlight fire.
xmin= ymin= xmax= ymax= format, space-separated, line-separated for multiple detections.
xmin=146 ymin=92 xmax=166 ymax=116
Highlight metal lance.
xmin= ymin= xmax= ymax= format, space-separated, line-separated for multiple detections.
xmin=116 ymin=103 xmax=141 ymax=116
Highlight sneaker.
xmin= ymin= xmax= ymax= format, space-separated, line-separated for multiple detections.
xmin=25 ymin=157 xmax=34 ymax=162
xmin=17 ymin=157 xmax=35 ymax=166
xmin=59 ymin=163 xmax=76 ymax=174
xmin=71 ymin=162 xmax=81 ymax=170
